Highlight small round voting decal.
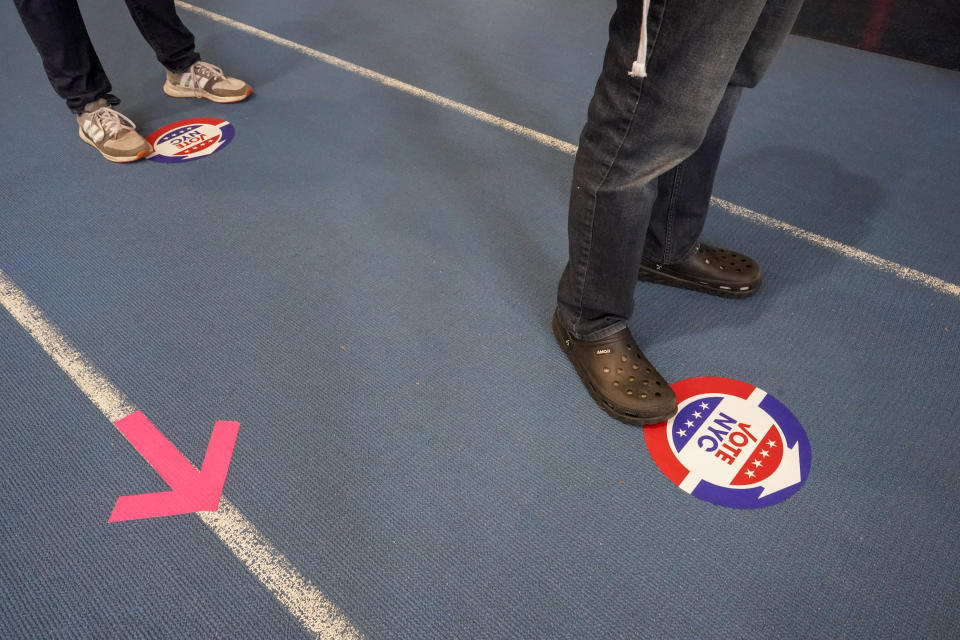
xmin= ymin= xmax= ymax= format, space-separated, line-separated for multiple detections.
xmin=644 ymin=377 xmax=811 ymax=508
xmin=146 ymin=117 xmax=234 ymax=163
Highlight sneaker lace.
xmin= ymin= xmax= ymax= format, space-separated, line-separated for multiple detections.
xmin=92 ymin=107 xmax=136 ymax=140
xmin=190 ymin=61 xmax=226 ymax=81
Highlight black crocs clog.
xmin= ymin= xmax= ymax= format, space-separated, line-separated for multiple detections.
xmin=638 ymin=243 xmax=762 ymax=298
xmin=552 ymin=310 xmax=677 ymax=426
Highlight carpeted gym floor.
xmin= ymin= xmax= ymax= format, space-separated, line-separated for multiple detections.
xmin=1 ymin=1 xmax=958 ymax=638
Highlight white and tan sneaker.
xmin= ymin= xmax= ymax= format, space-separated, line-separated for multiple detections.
xmin=76 ymin=99 xmax=152 ymax=163
xmin=163 ymin=61 xmax=253 ymax=103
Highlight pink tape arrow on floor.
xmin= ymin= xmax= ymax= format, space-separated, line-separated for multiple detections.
xmin=108 ymin=411 xmax=239 ymax=523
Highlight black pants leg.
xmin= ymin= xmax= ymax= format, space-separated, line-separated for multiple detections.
xmin=14 ymin=0 xmax=199 ymax=113
xmin=123 ymin=0 xmax=199 ymax=73
xmin=14 ymin=0 xmax=116 ymax=113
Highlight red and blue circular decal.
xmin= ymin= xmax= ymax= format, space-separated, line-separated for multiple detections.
xmin=145 ymin=117 xmax=234 ymax=163
xmin=645 ymin=377 xmax=811 ymax=508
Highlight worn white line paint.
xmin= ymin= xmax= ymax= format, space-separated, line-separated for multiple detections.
xmin=198 ymin=502 xmax=362 ymax=639
xmin=0 ymin=271 xmax=136 ymax=422
xmin=0 ymin=268 xmax=363 ymax=640
xmin=175 ymin=1 xmax=577 ymax=156
xmin=711 ymin=197 xmax=960 ymax=298
xmin=176 ymin=1 xmax=960 ymax=300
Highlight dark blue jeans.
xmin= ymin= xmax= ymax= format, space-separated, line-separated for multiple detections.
xmin=14 ymin=0 xmax=200 ymax=113
xmin=557 ymin=0 xmax=804 ymax=340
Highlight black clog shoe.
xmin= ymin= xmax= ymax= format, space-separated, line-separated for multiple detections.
xmin=552 ymin=310 xmax=677 ymax=426
xmin=638 ymin=243 xmax=762 ymax=298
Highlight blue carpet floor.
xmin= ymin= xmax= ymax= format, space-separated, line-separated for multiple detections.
xmin=1 ymin=1 xmax=958 ymax=638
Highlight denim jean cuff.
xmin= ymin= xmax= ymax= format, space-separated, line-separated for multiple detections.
xmin=644 ymin=240 xmax=699 ymax=267
xmin=166 ymin=52 xmax=202 ymax=75
xmin=571 ymin=320 xmax=628 ymax=342
xmin=71 ymin=93 xmax=121 ymax=114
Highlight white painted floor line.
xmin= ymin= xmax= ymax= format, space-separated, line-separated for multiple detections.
xmin=0 ymin=268 xmax=363 ymax=640
xmin=175 ymin=1 xmax=576 ymax=156
xmin=176 ymin=1 xmax=960 ymax=301
xmin=711 ymin=198 xmax=960 ymax=298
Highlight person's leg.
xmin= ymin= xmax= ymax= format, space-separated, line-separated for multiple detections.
xmin=122 ymin=0 xmax=199 ymax=72
xmin=13 ymin=0 xmax=118 ymax=113
xmin=641 ymin=85 xmax=743 ymax=267
xmin=123 ymin=0 xmax=252 ymax=102
xmin=635 ymin=83 xmax=764 ymax=298
xmin=557 ymin=0 xmax=774 ymax=341
xmin=14 ymin=0 xmax=151 ymax=161
xmin=642 ymin=0 xmax=806 ymax=270
xmin=76 ymin=97 xmax=153 ymax=162
xmin=553 ymin=0 xmax=808 ymax=425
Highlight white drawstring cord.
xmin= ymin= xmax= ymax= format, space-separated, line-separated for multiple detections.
xmin=628 ymin=0 xmax=651 ymax=78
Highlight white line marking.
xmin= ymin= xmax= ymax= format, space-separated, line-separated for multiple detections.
xmin=175 ymin=1 xmax=577 ymax=156
xmin=198 ymin=502 xmax=361 ymax=639
xmin=711 ymin=197 xmax=960 ymax=298
xmin=176 ymin=0 xmax=960 ymax=300
xmin=0 ymin=268 xmax=363 ymax=640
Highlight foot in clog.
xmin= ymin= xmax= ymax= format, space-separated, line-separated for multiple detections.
xmin=552 ymin=310 xmax=677 ymax=426
xmin=638 ymin=243 xmax=761 ymax=298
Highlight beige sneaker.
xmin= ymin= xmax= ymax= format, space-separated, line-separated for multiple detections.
xmin=76 ymin=99 xmax=152 ymax=163
xmin=163 ymin=61 xmax=253 ymax=103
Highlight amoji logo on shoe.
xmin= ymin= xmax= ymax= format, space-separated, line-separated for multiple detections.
xmin=645 ymin=377 xmax=811 ymax=508
xmin=145 ymin=117 xmax=235 ymax=163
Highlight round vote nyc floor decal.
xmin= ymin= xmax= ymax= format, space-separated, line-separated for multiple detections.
xmin=145 ymin=117 xmax=235 ymax=163
xmin=644 ymin=377 xmax=811 ymax=509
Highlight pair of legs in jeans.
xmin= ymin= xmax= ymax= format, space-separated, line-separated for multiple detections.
xmin=555 ymin=0 xmax=804 ymax=425
xmin=14 ymin=0 xmax=251 ymax=161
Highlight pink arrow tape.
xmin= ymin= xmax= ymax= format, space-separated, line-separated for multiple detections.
xmin=109 ymin=411 xmax=239 ymax=523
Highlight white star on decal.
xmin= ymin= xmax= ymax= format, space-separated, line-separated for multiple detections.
xmin=676 ymin=429 xmax=687 ymax=437
xmin=752 ymin=460 xmax=763 ymax=468
xmin=685 ymin=420 xmax=694 ymax=428
xmin=693 ymin=411 xmax=702 ymax=419
xmin=760 ymin=449 xmax=770 ymax=458
xmin=766 ymin=439 xmax=778 ymax=448
xmin=745 ymin=469 xmax=755 ymax=478
xmin=699 ymin=402 xmax=709 ymax=410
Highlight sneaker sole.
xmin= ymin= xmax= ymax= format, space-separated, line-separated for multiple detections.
xmin=551 ymin=313 xmax=677 ymax=427
xmin=78 ymin=125 xmax=151 ymax=163
xmin=637 ymin=264 xmax=761 ymax=299
xmin=163 ymin=82 xmax=253 ymax=103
